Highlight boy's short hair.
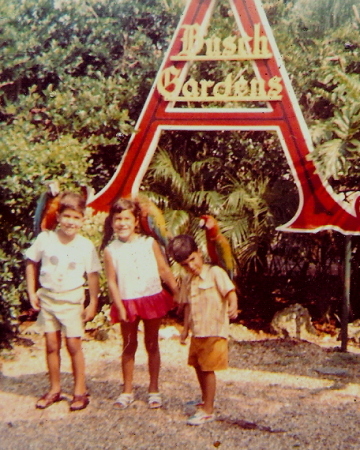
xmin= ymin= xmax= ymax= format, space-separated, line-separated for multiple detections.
xmin=58 ymin=191 xmax=86 ymax=216
xmin=168 ymin=234 xmax=198 ymax=263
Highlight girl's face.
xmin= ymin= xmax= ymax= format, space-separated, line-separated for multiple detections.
xmin=112 ymin=209 xmax=138 ymax=242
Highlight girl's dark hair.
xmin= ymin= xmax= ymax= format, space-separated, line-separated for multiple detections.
xmin=168 ymin=234 xmax=198 ymax=263
xmin=58 ymin=191 xmax=86 ymax=215
xmin=101 ymin=198 xmax=141 ymax=250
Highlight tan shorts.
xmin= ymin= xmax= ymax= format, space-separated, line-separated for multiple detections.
xmin=188 ymin=336 xmax=228 ymax=371
xmin=36 ymin=287 xmax=85 ymax=338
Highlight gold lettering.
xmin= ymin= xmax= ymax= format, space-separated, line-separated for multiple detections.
xmin=222 ymin=36 xmax=237 ymax=56
xmin=253 ymin=23 xmax=271 ymax=58
xmin=179 ymin=24 xmax=203 ymax=56
xmin=182 ymin=78 xmax=199 ymax=97
xmin=158 ymin=69 xmax=283 ymax=102
xmin=156 ymin=66 xmax=182 ymax=99
xmin=238 ymin=34 xmax=253 ymax=56
xmin=204 ymin=38 xmax=213 ymax=56
xmin=204 ymin=36 xmax=222 ymax=57
xmin=200 ymin=79 xmax=215 ymax=98
xmin=213 ymin=74 xmax=233 ymax=97
xmin=171 ymin=24 xmax=272 ymax=61
xmin=268 ymin=76 xmax=283 ymax=99
xmin=250 ymin=78 xmax=266 ymax=98
xmin=234 ymin=76 xmax=249 ymax=97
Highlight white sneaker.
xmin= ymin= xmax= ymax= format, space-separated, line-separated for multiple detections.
xmin=187 ymin=409 xmax=215 ymax=426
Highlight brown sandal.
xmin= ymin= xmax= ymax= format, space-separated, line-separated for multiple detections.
xmin=36 ymin=392 xmax=63 ymax=409
xmin=70 ymin=394 xmax=89 ymax=411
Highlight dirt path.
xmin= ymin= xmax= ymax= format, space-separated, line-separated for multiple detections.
xmin=1 ymin=325 xmax=360 ymax=450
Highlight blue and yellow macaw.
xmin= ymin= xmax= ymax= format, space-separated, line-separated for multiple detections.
xmin=137 ymin=195 xmax=172 ymax=248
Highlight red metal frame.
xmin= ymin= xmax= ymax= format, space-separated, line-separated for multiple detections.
xmin=88 ymin=0 xmax=360 ymax=235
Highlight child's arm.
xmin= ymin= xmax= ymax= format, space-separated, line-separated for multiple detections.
xmin=180 ymin=303 xmax=190 ymax=344
xmin=226 ymin=289 xmax=238 ymax=320
xmin=103 ymin=248 xmax=127 ymax=321
xmin=25 ymin=259 xmax=41 ymax=311
xmin=83 ymin=271 xmax=100 ymax=322
xmin=152 ymin=241 xmax=179 ymax=299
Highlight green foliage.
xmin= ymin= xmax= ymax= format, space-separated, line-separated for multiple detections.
xmin=0 ymin=0 xmax=183 ymax=347
xmin=310 ymin=69 xmax=360 ymax=189
xmin=2 ymin=0 xmax=360 ymax=343
xmin=289 ymin=0 xmax=358 ymax=37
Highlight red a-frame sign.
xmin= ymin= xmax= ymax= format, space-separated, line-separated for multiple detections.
xmin=88 ymin=0 xmax=360 ymax=235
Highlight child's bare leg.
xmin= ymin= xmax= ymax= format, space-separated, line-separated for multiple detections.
xmin=121 ymin=318 xmax=140 ymax=393
xmin=195 ymin=367 xmax=216 ymax=414
xmin=45 ymin=331 xmax=62 ymax=393
xmin=35 ymin=331 xmax=62 ymax=408
xmin=143 ymin=317 xmax=162 ymax=393
xmin=66 ymin=337 xmax=86 ymax=396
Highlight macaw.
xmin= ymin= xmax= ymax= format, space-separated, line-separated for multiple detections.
xmin=136 ymin=195 xmax=172 ymax=248
xmin=199 ymin=214 xmax=234 ymax=280
xmin=33 ymin=180 xmax=61 ymax=235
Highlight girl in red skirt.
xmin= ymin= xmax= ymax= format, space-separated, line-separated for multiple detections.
xmin=102 ymin=198 xmax=178 ymax=409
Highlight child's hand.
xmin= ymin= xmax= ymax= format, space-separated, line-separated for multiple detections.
xmin=29 ymin=293 xmax=41 ymax=311
xmin=227 ymin=291 xmax=238 ymax=320
xmin=228 ymin=305 xmax=238 ymax=320
xmin=180 ymin=329 xmax=188 ymax=345
xmin=117 ymin=304 xmax=128 ymax=322
xmin=83 ymin=304 xmax=97 ymax=323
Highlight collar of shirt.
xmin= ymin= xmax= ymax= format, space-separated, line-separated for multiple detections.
xmin=189 ymin=263 xmax=211 ymax=282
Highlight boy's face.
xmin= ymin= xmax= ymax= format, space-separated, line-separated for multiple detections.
xmin=56 ymin=208 xmax=84 ymax=238
xmin=179 ymin=251 xmax=203 ymax=276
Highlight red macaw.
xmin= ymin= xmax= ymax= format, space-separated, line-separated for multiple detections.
xmin=33 ymin=180 xmax=61 ymax=235
xmin=136 ymin=195 xmax=172 ymax=248
xmin=199 ymin=214 xmax=234 ymax=280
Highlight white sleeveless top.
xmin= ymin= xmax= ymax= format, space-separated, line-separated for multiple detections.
xmin=106 ymin=235 xmax=162 ymax=300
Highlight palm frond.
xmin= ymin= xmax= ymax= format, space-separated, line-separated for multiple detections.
xmin=312 ymin=138 xmax=346 ymax=179
xmin=189 ymin=190 xmax=224 ymax=214
xmin=190 ymin=157 xmax=222 ymax=176
xmin=148 ymin=148 xmax=189 ymax=195
xmin=165 ymin=209 xmax=190 ymax=236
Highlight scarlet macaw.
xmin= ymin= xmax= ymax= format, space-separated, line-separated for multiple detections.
xmin=33 ymin=180 xmax=61 ymax=235
xmin=136 ymin=195 xmax=172 ymax=248
xmin=199 ymin=214 xmax=234 ymax=280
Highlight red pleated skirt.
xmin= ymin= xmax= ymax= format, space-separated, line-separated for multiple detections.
xmin=110 ymin=289 xmax=174 ymax=324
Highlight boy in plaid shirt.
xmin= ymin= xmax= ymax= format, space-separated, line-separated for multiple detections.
xmin=168 ymin=235 xmax=238 ymax=425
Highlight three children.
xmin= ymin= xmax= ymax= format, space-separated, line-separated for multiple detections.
xmin=25 ymin=194 xmax=238 ymax=424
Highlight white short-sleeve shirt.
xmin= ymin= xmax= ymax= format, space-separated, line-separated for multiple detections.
xmin=25 ymin=230 xmax=101 ymax=293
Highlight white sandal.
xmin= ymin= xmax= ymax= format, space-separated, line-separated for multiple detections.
xmin=148 ymin=392 xmax=162 ymax=409
xmin=114 ymin=393 xmax=134 ymax=409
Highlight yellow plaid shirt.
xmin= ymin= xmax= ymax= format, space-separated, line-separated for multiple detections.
xmin=179 ymin=264 xmax=235 ymax=338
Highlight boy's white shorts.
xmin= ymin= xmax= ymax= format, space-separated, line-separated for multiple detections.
xmin=36 ymin=287 xmax=85 ymax=338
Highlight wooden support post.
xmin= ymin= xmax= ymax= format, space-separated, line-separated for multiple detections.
xmin=340 ymin=235 xmax=351 ymax=352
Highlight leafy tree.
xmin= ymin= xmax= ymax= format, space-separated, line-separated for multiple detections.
xmin=0 ymin=0 xmax=183 ymax=347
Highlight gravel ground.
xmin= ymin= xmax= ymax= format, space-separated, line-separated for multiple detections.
xmin=1 ymin=324 xmax=360 ymax=450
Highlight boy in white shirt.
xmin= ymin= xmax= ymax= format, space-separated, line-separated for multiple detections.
xmin=25 ymin=191 xmax=101 ymax=411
